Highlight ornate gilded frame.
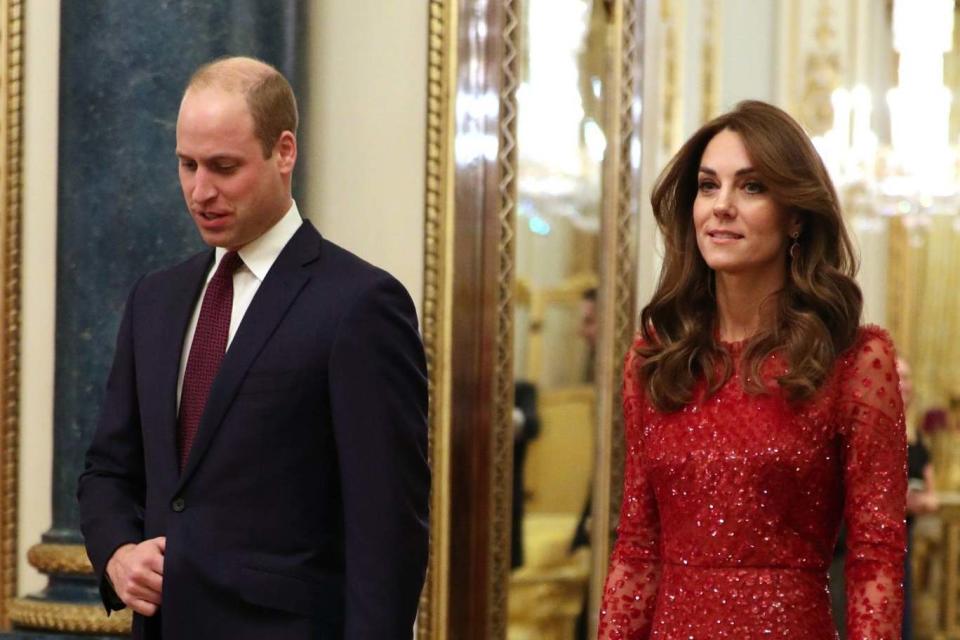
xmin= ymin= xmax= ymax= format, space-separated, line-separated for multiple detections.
xmin=419 ymin=1 xmax=454 ymax=637
xmin=588 ymin=0 xmax=642 ymax=634
xmin=420 ymin=0 xmax=641 ymax=637
xmin=0 ymin=0 xmax=23 ymax=629
xmin=420 ymin=0 xmax=520 ymax=637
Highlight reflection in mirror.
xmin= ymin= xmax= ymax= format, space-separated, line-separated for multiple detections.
xmin=509 ymin=0 xmax=607 ymax=637
xmin=644 ymin=1 xmax=960 ymax=637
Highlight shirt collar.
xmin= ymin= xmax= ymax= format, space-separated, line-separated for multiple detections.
xmin=212 ymin=201 xmax=303 ymax=281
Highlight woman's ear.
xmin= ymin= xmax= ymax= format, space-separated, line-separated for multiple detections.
xmin=790 ymin=211 xmax=804 ymax=237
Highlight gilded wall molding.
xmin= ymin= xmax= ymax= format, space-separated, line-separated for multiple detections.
xmin=490 ymin=0 xmax=520 ymax=636
xmin=426 ymin=0 xmax=522 ymax=635
xmin=885 ymin=218 xmax=906 ymax=353
xmin=786 ymin=0 xmax=802 ymax=114
xmin=659 ymin=0 xmax=682 ymax=159
xmin=612 ymin=0 xmax=640 ymax=533
xmin=801 ymin=0 xmax=840 ymax=135
xmin=418 ymin=0 xmax=454 ymax=637
xmin=701 ymin=0 xmax=721 ymax=123
xmin=0 ymin=0 xmax=23 ymax=628
xmin=7 ymin=600 xmax=131 ymax=634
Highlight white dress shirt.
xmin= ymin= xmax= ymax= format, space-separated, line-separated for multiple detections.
xmin=176 ymin=201 xmax=303 ymax=408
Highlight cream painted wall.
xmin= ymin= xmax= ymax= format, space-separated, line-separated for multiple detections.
xmin=303 ymin=2 xmax=427 ymax=316
xmin=18 ymin=0 xmax=60 ymax=594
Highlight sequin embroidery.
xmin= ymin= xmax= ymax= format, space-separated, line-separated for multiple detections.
xmin=598 ymin=326 xmax=906 ymax=639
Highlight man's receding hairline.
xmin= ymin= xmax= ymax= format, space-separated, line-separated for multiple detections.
xmin=187 ymin=56 xmax=280 ymax=96
xmin=184 ymin=56 xmax=298 ymax=156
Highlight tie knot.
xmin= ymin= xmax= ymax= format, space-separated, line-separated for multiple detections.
xmin=214 ymin=251 xmax=243 ymax=280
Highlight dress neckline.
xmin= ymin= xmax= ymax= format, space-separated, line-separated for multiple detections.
xmin=715 ymin=332 xmax=750 ymax=353
xmin=719 ymin=338 xmax=747 ymax=355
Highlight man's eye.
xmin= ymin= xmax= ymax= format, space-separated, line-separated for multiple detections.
xmin=214 ymin=164 xmax=238 ymax=173
xmin=179 ymin=160 xmax=197 ymax=171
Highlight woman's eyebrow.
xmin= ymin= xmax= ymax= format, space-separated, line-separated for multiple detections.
xmin=698 ymin=166 xmax=757 ymax=176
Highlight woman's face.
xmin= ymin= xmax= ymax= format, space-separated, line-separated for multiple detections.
xmin=693 ymin=129 xmax=797 ymax=278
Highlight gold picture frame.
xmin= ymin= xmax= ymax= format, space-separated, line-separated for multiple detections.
xmin=0 ymin=0 xmax=24 ymax=629
xmin=0 ymin=0 xmax=23 ymax=628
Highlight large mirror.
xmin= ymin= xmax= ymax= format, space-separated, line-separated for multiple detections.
xmin=507 ymin=1 xmax=604 ymax=637
xmin=420 ymin=0 xmax=640 ymax=638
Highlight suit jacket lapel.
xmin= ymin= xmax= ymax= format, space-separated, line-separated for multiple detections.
xmin=148 ymin=251 xmax=213 ymax=479
xmin=176 ymin=222 xmax=322 ymax=489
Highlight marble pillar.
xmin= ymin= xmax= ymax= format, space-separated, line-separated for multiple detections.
xmin=5 ymin=2 xmax=305 ymax=636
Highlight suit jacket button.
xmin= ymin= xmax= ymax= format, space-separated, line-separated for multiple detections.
xmin=171 ymin=497 xmax=186 ymax=512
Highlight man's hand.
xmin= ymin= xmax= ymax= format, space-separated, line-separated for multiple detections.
xmin=105 ymin=536 xmax=165 ymax=616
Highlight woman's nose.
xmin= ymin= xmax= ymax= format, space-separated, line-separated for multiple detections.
xmin=713 ymin=189 xmax=734 ymax=217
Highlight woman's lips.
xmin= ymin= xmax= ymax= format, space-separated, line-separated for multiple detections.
xmin=707 ymin=230 xmax=744 ymax=241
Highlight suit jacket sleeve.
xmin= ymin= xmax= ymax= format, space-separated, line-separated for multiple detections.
xmin=328 ymin=273 xmax=430 ymax=638
xmin=77 ymin=277 xmax=147 ymax=611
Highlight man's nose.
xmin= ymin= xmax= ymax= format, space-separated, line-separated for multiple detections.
xmin=191 ymin=168 xmax=217 ymax=203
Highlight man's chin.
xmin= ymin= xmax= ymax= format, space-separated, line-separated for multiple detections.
xmin=198 ymin=232 xmax=247 ymax=252
xmin=196 ymin=229 xmax=235 ymax=250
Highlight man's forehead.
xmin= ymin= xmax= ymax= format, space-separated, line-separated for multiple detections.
xmin=177 ymin=91 xmax=254 ymax=136
xmin=178 ymin=87 xmax=250 ymax=121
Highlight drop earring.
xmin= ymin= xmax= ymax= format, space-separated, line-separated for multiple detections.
xmin=789 ymin=231 xmax=800 ymax=260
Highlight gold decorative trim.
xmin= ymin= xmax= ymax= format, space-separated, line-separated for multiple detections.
xmin=418 ymin=0 xmax=455 ymax=638
xmin=0 ymin=0 xmax=23 ymax=628
xmin=701 ymin=0 xmax=721 ymax=123
xmin=801 ymin=0 xmax=840 ymax=135
xmin=8 ymin=599 xmax=132 ymax=634
xmin=612 ymin=0 xmax=640 ymax=533
xmin=490 ymin=0 xmax=521 ymax=636
xmin=26 ymin=543 xmax=93 ymax=576
xmin=589 ymin=0 xmax=640 ymax=635
xmin=659 ymin=0 xmax=682 ymax=157
xmin=885 ymin=217 xmax=906 ymax=352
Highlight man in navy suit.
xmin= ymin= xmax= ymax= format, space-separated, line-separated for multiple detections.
xmin=78 ymin=56 xmax=429 ymax=639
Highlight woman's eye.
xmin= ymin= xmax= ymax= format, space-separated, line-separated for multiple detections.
xmin=698 ymin=180 xmax=717 ymax=192
xmin=744 ymin=181 xmax=766 ymax=194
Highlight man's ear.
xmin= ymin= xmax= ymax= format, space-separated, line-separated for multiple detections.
xmin=274 ymin=131 xmax=297 ymax=175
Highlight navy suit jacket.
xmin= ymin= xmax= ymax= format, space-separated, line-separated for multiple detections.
xmin=78 ymin=221 xmax=430 ymax=639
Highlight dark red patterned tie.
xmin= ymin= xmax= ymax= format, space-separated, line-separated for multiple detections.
xmin=178 ymin=251 xmax=243 ymax=470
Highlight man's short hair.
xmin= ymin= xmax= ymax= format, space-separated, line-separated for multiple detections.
xmin=187 ymin=56 xmax=298 ymax=158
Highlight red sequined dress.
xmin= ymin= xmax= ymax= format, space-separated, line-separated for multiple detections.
xmin=598 ymin=326 xmax=906 ymax=639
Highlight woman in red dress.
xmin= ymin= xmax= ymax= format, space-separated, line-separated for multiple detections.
xmin=598 ymin=101 xmax=906 ymax=639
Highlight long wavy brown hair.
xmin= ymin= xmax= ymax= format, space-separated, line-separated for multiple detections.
xmin=638 ymin=100 xmax=862 ymax=413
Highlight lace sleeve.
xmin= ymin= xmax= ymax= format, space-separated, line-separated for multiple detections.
xmin=598 ymin=344 xmax=662 ymax=639
xmin=839 ymin=328 xmax=907 ymax=640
